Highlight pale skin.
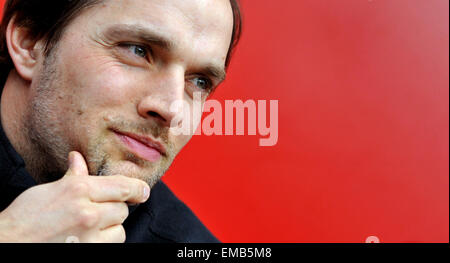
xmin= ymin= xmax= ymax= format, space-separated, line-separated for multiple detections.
xmin=0 ymin=0 xmax=233 ymax=242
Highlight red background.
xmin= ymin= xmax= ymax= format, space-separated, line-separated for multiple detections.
xmin=1 ymin=0 xmax=448 ymax=242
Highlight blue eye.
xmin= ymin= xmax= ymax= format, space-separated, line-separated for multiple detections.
xmin=130 ymin=45 xmax=148 ymax=58
xmin=191 ymin=77 xmax=212 ymax=90
xmin=119 ymin=43 xmax=149 ymax=59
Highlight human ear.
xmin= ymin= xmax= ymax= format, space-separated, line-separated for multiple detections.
xmin=5 ymin=17 xmax=43 ymax=81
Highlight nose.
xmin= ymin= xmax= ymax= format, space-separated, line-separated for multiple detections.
xmin=137 ymin=67 xmax=185 ymax=127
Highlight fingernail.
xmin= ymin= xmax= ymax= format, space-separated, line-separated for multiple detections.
xmin=142 ymin=186 xmax=150 ymax=201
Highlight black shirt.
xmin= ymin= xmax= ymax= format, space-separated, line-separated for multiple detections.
xmin=0 ymin=116 xmax=219 ymax=243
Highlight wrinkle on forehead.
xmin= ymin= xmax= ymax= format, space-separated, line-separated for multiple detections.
xmin=97 ymin=0 xmax=234 ymax=63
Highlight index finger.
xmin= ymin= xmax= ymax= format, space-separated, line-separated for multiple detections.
xmin=86 ymin=175 xmax=150 ymax=203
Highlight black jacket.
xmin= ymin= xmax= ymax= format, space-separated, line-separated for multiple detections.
xmin=0 ymin=117 xmax=219 ymax=243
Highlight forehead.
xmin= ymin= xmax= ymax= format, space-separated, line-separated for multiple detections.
xmin=83 ymin=0 xmax=234 ymax=64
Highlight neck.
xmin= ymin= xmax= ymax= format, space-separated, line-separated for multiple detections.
xmin=1 ymin=70 xmax=45 ymax=183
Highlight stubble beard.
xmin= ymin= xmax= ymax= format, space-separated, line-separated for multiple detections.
xmin=87 ymin=118 xmax=174 ymax=188
xmin=23 ymin=47 xmax=175 ymax=187
xmin=23 ymin=50 xmax=71 ymax=183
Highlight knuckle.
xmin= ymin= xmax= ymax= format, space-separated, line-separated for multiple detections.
xmin=119 ymin=185 xmax=131 ymax=200
xmin=76 ymin=208 xmax=99 ymax=229
xmin=67 ymin=179 xmax=90 ymax=197
xmin=111 ymin=175 xmax=132 ymax=200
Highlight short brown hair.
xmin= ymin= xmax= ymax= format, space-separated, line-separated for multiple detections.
xmin=0 ymin=0 xmax=242 ymax=86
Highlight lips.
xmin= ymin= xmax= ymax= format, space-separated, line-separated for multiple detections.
xmin=112 ymin=130 xmax=165 ymax=162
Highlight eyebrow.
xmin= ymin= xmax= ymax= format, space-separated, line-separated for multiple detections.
xmin=104 ymin=24 xmax=174 ymax=51
xmin=103 ymin=24 xmax=227 ymax=83
xmin=204 ymin=65 xmax=227 ymax=83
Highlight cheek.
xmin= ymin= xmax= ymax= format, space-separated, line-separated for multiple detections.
xmin=60 ymin=45 xmax=142 ymax=109
xmin=91 ymin=67 xmax=134 ymax=106
xmin=54 ymin=54 xmax=140 ymax=142
xmin=74 ymin=64 xmax=138 ymax=107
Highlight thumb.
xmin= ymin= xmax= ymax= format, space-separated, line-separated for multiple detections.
xmin=66 ymin=151 xmax=89 ymax=176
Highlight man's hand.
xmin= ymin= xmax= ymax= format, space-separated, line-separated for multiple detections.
xmin=0 ymin=151 xmax=150 ymax=243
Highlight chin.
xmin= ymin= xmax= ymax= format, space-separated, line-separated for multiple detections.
xmin=98 ymin=158 xmax=165 ymax=187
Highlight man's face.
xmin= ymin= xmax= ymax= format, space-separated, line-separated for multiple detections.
xmin=26 ymin=0 xmax=233 ymax=186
